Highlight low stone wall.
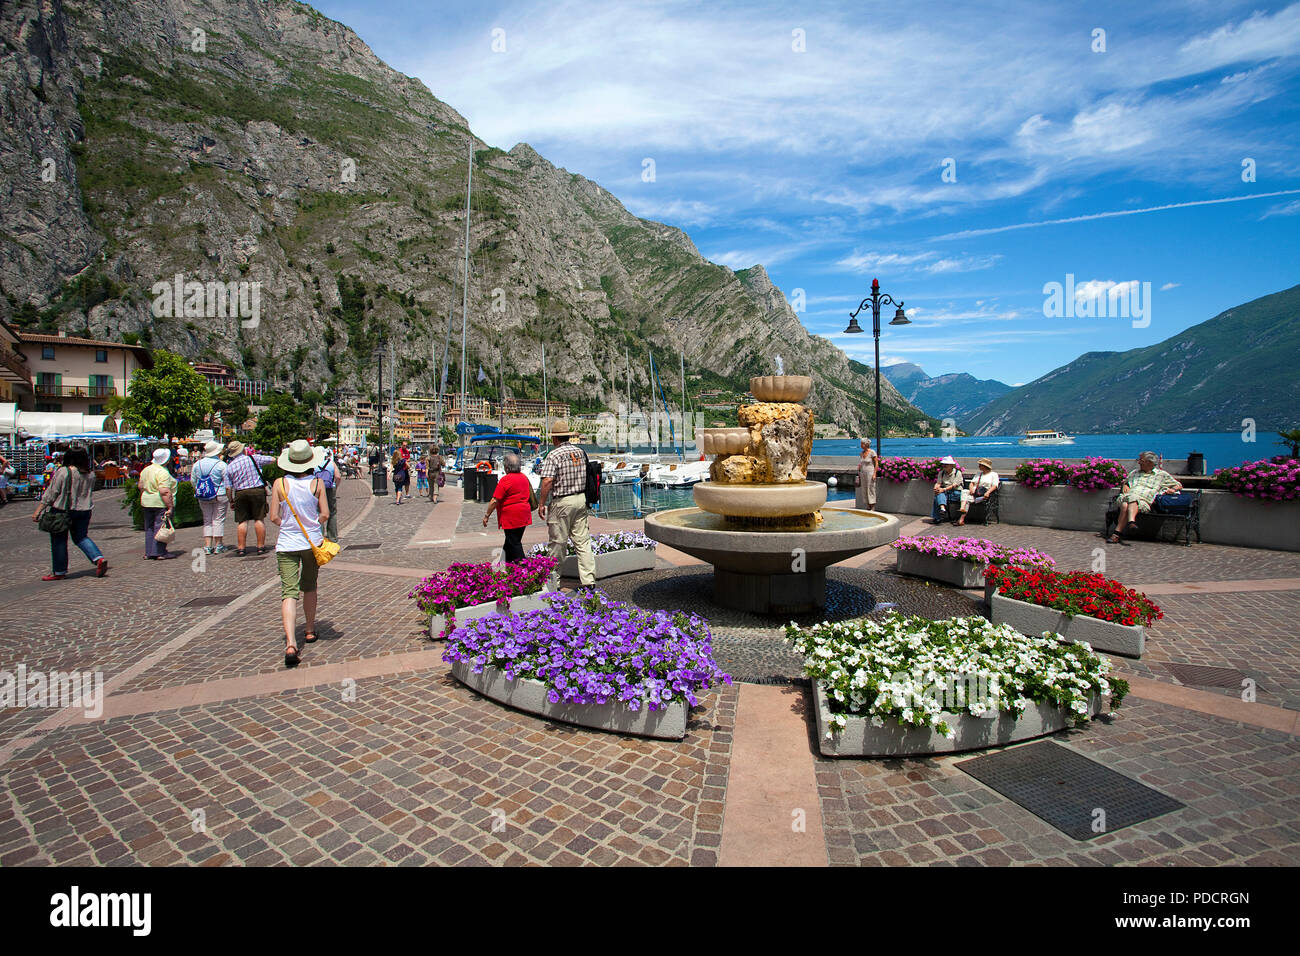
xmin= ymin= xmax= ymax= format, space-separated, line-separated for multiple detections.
xmin=812 ymin=679 xmax=1107 ymax=758
xmin=991 ymin=593 xmax=1145 ymax=658
xmin=450 ymin=660 xmax=688 ymax=740
xmin=872 ymin=479 xmax=1299 ymax=551
xmin=1197 ymin=495 xmax=1300 ymax=552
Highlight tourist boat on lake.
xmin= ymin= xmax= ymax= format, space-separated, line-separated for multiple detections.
xmin=1018 ymin=429 xmax=1075 ymax=446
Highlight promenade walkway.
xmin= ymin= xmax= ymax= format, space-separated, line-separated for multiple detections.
xmin=0 ymin=480 xmax=1295 ymax=866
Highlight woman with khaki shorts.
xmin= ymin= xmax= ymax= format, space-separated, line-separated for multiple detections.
xmin=268 ymin=440 xmax=330 ymax=667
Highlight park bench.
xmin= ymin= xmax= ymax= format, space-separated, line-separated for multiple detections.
xmin=1104 ymin=490 xmax=1201 ymax=546
xmin=945 ymin=486 xmax=1000 ymax=525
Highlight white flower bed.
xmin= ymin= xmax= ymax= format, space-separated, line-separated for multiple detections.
xmin=784 ymin=613 xmax=1125 ymax=740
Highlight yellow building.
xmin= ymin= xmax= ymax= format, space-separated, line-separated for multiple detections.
xmin=19 ymin=331 xmax=152 ymax=416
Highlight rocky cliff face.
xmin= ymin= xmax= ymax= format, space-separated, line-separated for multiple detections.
xmin=0 ymin=0 xmax=932 ymax=434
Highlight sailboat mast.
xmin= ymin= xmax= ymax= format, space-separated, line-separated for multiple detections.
xmin=460 ymin=138 xmax=472 ymax=445
xmin=541 ymin=341 xmax=549 ymax=443
xmin=679 ymin=349 xmax=685 ymax=459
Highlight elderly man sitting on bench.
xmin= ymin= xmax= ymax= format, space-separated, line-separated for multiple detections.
xmin=1109 ymin=451 xmax=1182 ymax=543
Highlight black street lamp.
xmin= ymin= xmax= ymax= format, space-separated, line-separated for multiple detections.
xmin=844 ymin=277 xmax=910 ymax=456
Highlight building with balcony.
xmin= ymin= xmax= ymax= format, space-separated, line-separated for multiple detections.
xmin=187 ymin=361 xmax=272 ymax=399
xmin=19 ymin=331 xmax=152 ymax=416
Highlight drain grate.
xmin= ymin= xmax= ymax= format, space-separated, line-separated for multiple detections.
xmin=182 ymin=595 xmax=237 ymax=608
xmin=346 ymin=543 xmax=381 ymax=550
xmin=733 ymin=675 xmax=809 ymax=687
xmin=957 ymin=740 xmax=1184 ymax=841
xmin=1162 ymin=662 xmax=1247 ymax=690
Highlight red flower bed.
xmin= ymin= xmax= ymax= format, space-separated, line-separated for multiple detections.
xmin=985 ymin=565 xmax=1162 ymax=627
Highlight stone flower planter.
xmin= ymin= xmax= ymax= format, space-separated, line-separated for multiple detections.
xmin=429 ymin=598 xmax=501 ymax=640
xmin=998 ymin=484 xmax=1112 ymax=532
xmin=450 ymin=660 xmax=688 ymax=740
xmin=505 ymin=591 xmax=553 ymax=614
xmin=812 ymin=679 xmax=1107 ymax=758
xmin=895 ymin=549 xmax=986 ymax=588
xmin=990 ymin=592 xmax=1145 ymax=658
xmin=1198 ymin=493 xmax=1300 ymax=552
xmin=875 ymin=479 xmax=935 ymax=515
xmin=559 ymin=546 xmax=656 ymax=580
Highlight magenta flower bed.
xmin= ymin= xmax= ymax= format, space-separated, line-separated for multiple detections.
xmin=409 ymin=556 xmax=558 ymax=638
xmin=1067 ymin=457 xmax=1127 ymax=491
xmin=1213 ymin=459 xmax=1300 ymax=501
xmin=442 ymin=589 xmax=731 ymax=710
xmin=878 ymin=457 xmax=948 ymax=482
xmin=892 ymin=535 xmax=1056 ymax=568
xmin=1013 ymin=459 xmax=1072 ymax=488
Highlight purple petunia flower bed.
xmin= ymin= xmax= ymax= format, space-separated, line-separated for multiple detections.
xmin=442 ymin=589 xmax=731 ymax=712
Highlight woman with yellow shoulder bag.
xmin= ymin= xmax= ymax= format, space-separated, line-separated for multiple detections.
xmin=268 ymin=440 xmax=338 ymax=667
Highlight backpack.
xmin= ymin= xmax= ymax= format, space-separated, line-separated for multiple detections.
xmin=193 ymin=459 xmax=219 ymax=500
xmin=582 ymin=451 xmax=602 ymax=506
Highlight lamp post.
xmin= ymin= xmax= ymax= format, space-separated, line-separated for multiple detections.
xmin=843 ymin=277 xmax=910 ymax=456
xmin=373 ymin=339 xmax=387 ymax=454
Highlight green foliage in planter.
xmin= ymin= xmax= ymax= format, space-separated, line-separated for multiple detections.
xmin=120 ymin=476 xmax=205 ymax=529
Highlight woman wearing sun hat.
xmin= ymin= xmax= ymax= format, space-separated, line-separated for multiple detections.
xmin=139 ymin=447 xmax=177 ymax=559
xmin=956 ymin=458 xmax=999 ymax=526
xmin=192 ymin=440 xmax=230 ymax=553
xmin=268 ymin=439 xmax=331 ymax=667
xmin=928 ymin=455 xmax=964 ymax=524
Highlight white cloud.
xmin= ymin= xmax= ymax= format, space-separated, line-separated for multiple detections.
xmin=1160 ymin=282 xmax=1180 ymax=291
xmin=1261 ymin=199 xmax=1300 ymax=218
xmin=835 ymin=249 xmax=1002 ymax=276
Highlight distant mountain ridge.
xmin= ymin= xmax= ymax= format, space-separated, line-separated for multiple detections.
xmin=962 ymin=284 xmax=1300 ymax=435
xmin=882 ymin=362 xmax=1013 ymax=424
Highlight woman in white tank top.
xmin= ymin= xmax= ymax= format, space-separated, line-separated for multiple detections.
xmin=268 ymin=440 xmax=331 ymax=667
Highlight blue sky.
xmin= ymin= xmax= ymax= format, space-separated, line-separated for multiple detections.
xmin=314 ymin=0 xmax=1300 ymax=386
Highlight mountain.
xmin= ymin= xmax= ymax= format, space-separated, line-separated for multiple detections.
xmin=963 ymin=284 xmax=1300 ymax=435
xmin=882 ymin=363 xmax=1013 ymax=423
xmin=0 ymin=0 xmax=938 ymax=435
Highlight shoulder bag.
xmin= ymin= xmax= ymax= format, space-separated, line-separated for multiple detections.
xmin=38 ymin=467 xmax=73 ymax=534
xmin=279 ymin=478 xmax=340 ymax=566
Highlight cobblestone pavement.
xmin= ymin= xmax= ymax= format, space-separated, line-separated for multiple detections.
xmin=816 ymin=695 xmax=1299 ymax=866
xmin=0 ymin=480 xmax=1296 ymax=866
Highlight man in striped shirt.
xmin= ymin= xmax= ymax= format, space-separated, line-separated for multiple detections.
xmin=224 ymin=440 xmax=276 ymax=555
xmin=538 ymin=421 xmax=595 ymax=588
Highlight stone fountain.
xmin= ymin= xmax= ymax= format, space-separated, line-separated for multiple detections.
xmin=644 ymin=371 xmax=900 ymax=614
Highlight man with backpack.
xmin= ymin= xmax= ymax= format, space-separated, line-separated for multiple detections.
xmin=193 ymin=440 xmax=229 ymax=554
xmin=315 ymin=447 xmax=339 ymax=541
xmin=537 ymin=420 xmax=596 ymax=589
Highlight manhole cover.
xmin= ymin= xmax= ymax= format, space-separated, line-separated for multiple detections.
xmin=346 ymin=543 xmax=381 ymax=550
xmin=1161 ymin=662 xmax=1247 ymax=690
xmin=182 ymin=595 xmax=237 ymax=608
xmin=957 ymin=740 xmax=1184 ymax=841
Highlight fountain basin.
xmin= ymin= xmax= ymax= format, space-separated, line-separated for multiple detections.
xmin=694 ymin=480 xmax=827 ymax=518
xmin=750 ymin=375 xmax=811 ymax=403
xmin=644 ymin=506 xmax=900 ymax=614
xmin=700 ymin=428 xmax=750 ymax=456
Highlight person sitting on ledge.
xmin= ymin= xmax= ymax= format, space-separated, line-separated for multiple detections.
xmin=956 ymin=458 xmax=999 ymax=526
xmin=928 ymin=456 xmax=964 ymax=524
xmin=1109 ymin=450 xmax=1182 ymax=543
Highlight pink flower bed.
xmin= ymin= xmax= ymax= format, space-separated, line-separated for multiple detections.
xmin=1213 ymin=459 xmax=1300 ymax=501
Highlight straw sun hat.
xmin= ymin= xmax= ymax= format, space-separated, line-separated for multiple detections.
xmin=277 ymin=439 xmax=325 ymax=474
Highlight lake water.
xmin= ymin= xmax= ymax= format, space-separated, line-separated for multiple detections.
xmin=590 ymin=430 xmax=1281 ymax=516
xmin=813 ymin=432 xmax=1277 ymax=472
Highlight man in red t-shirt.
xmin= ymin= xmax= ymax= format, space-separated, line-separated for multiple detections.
xmin=399 ymin=441 xmax=411 ymax=462
xmin=482 ymin=452 xmax=534 ymax=562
